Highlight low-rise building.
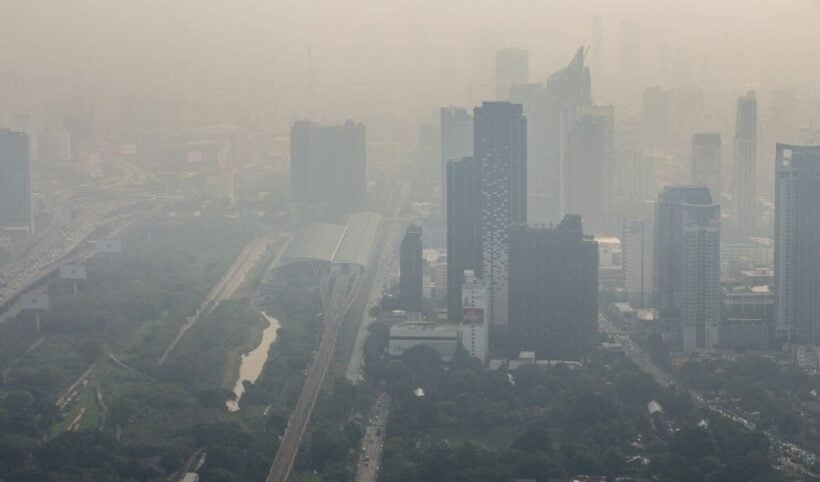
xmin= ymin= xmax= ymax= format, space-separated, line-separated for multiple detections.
xmin=389 ymin=321 xmax=459 ymax=361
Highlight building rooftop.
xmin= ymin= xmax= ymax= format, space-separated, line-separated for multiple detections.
xmin=274 ymin=212 xmax=382 ymax=271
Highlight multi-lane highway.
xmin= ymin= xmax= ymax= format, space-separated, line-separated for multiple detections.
xmin=266 ymin=268 xmax=363 ymax=482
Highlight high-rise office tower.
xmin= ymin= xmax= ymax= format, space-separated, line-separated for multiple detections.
xmin=774 ymin=144 xmax=820 ymax=343
xmin=460 ymin=270 xmax=489 ymax=362
xmin=654 ymin=185 xmax=713 ymax=317
xmin=680 ymin=202 xmax=721 ymax=351
xmin=446 ymin=157 xmax=480 ymax=321
xmin=440 ymin=107 xmax=474 ymax=230
xmin=510 ymin=83 xmax=549 ymax=224
xmin=474 ymin=102 xmax=527 ymax=329
xmin=290 ymin=120 xmax=366 ymax=220
xmin=734 ymin=91 xmax=757 ymax=238
xmin=520 ymin=47 xmax=591 ymax=225
xmin=0 ymin=129 xmax=31 ymax=232
xmin=399 ymin=224 xmax=424 ymax=312
xmin=641 ymin=87 xmax=670 ymax=149
xmin=495 ymin=48 xmax=529 ymax=100
xmin=509 ymin=215 xmax=598 ymax=359
xmin=565 ymin=105 xmax=614 ymax=234
xmin=691 ymin=133 xmax=722 ymax=202
xmin=623 ymin=217 xmax=654 ymax=308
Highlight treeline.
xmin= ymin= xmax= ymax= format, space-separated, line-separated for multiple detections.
xmin=362 ymin=319 xmax=782 ymax=482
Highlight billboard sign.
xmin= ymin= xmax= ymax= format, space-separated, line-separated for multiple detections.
xmin=98 ymin=240 xmax=123 ymax=254
xmin=462 ymin=307 xmax=484 ymax=325
xmin=21 ymin=292 xmax=49 ymax=311
xmin=59 ymin=264 xmax=87 ymax=280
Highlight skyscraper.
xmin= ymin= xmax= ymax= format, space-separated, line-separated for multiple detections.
xmin=495 ymin=48 xmax=529 ymax=100
xmin=654 ymin=185 xmax=713 ymax=317
xmin=440 ymin=107 xmax=474 ymax=230
xmin=734 ymin=91 xmax=757 ymax=238
xmin=0 ymin=129 xmax=31 ymax=232
xmin=509 ymin=215 xmax=598 ymax=359
xmin=446 ymin=157 xmax=480 ymax=321
xmin=565 ymin=105 xmax=614 ymax=234
xmin=774 ymin=144 xmax=820 ymax=343
xmin=680 ymin=202 xmax=721 ymax=351
xmin=399 ymin=224 xmax=424 ymax=312
xmin=691 ymin=133 xmax=722 ymax=202
xmin=474 ymin=102 xmax=527 ymax=329
xmin=548 ymin=48 xmax=592 ymax=223
xmin=290 ymin=120 xmax=366 ymax=220
xmin=623 ymin=217 xmax=654 ymax=308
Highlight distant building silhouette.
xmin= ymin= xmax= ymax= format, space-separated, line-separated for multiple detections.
xmin=774 ymin=144 xmax=820 ymax=343
xmin=289 ymin=120 xmax=366 ymax=221
xmin=474 ymin=101 xmax=527 ymax=330
xmin=565 ymin=105 xmax=614 ymax=234
xmin=399 ymin=224 xmax=423 ymax=312
xmin=440 ymin=107 xmax=473 ymax=233
xmin=446 ymin=157 xmax=480 ymax=321
xmin=0 ymin=129 xmax=31 ymax=233
xmin=691 ymin=133 xmax=722 ymax=202
xmin=495 ymin=48 xmax=529 ymax=100
xmin=509 ymin=215 xmax=598 ymax=359
xmin=734 ymin=91 xmax=757 ymax=238
xmin=512 ymin=47 xmax=590 ymax=226
xmin=641 ymin=87 xmax=670 ymax=149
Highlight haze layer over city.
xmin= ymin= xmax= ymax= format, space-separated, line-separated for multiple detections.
xmin=3 ymin=1 xmax=820 ymax=481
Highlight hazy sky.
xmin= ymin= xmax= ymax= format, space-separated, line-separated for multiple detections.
xmin=2 ymin=0 xmax=819 ymax=127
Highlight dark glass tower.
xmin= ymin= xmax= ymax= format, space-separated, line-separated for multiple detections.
xmin=474 ymin=101 xmax=527 ymax=329
xmin=446 ymin=157 xmax=480 ymax=321
xmin=509 ymin=215 xmax=598 ymax=359
xmin=399 ymin=224 xmax=423 ymax=312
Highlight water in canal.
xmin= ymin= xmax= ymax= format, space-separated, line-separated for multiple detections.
xmin=226 ymin=311 xmax=280 ymax=412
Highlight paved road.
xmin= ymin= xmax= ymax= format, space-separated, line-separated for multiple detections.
xmin=158 ymin=235 xmax=272 ymax=366
xmin=355 ymin=393 xmax=389 ymax=482
xmin=345 ymin=183 xmax=408 ymax=384
xmin=266 ymin=269 xmax=363 ymax=482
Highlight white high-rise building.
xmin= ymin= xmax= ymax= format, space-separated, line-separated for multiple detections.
xmin=681 ymin=203 xmax=721 ymax=351
xmin=459 ymin=270 xmax=489 ymax=363
xmin=623 ymin=217 xmax=654 ymax=308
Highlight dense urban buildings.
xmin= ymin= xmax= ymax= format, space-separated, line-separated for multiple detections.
xmin=289 ymin=120 xmax=366 ymax=221
xmin=0 ymin=129 xmax=31 ymax=233
xmin=446 ymin=157 xmax=480 ymax=321
xmin=734 ymin=91 xmax=758 ymax=238
xmin=474 ymin=101 xmax=527 ymax=330
xmin=494 ymin=48 xmax=529 ymax=100
xmin=691 ymin=133 xmax=722 ymax=203
xmin=774 ymin=144 xmax=820 ymax=343
xmin=509 ymin=215 xmax=598 ymax=359
xmin=399 ymin=224 xmax=423 ymax=312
